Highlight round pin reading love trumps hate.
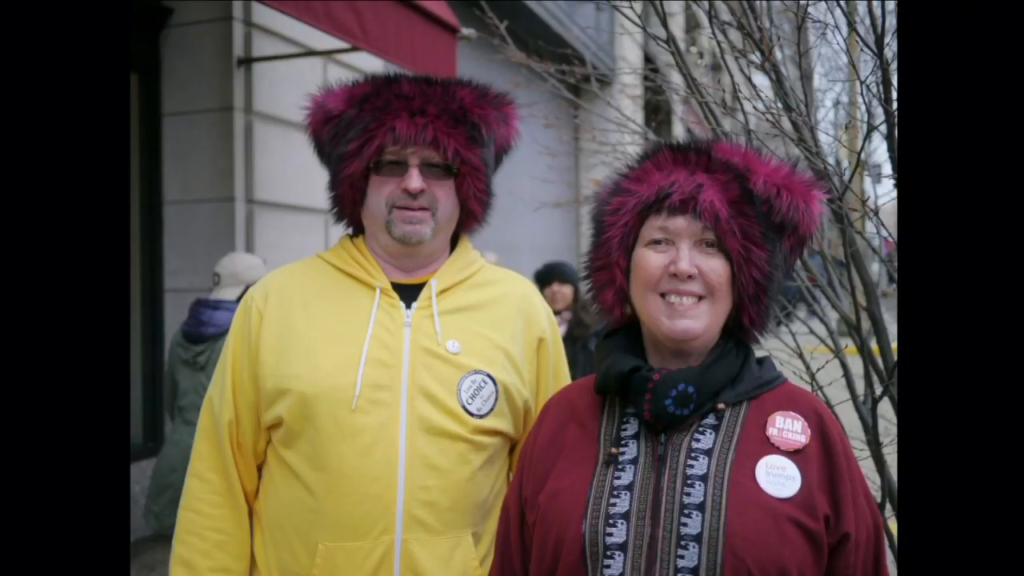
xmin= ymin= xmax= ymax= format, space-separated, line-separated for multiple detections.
xmin=755 ymin=454 xmax=802 ymax=499
xmin=765 ymin=411 xmax=811 ymax=452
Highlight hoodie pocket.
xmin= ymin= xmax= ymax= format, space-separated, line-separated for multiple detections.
xmin=310 ymin=538 xmax=392 ymax=575
xmin=403 ymin=534 xmax=483 ymax=576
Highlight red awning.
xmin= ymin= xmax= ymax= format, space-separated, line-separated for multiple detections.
xmin=258 ymin=1 xmax=460 ymax=77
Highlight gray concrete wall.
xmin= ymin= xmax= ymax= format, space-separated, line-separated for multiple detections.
xmin=160 ymin=0 xmax=241 ymax=354
xmin=159 ymin=1 xmax=399 ymax=345
xmin=242 ymin=1 xmax=396 ymax=271
xmin=136 ymin=0 xmax=584 ymax=550
xmin=134 ymin=0 xmax=242 ymax=545
xmin=450 ymin=3 xmax=579 ymax=278
xmin=134 ymin=0 xmax=396 ymax=546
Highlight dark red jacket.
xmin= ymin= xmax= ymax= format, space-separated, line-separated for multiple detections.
xmin=491 ymin=376 xmax=890 ymax=575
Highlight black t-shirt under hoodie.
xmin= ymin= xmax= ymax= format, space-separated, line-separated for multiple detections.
xmin=392 ymin=281 xmax=427 ymax=309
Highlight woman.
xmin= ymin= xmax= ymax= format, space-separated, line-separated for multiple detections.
xmin=492 ymin=140 xmax=889 ymax=575
xmin=534 ymin=260 xmax=599 ymax=380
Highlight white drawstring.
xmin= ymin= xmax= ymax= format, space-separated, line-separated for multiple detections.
xmin=353 ymin=286 xmax=382 ymax=410
xmin=430 ymin=278 xmax=443 ymax=345
xmin=354 ymin=281 xmax=443 ymax=410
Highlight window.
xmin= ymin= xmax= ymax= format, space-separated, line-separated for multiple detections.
xmin=643 ymin=55 xmax=673 ymax=142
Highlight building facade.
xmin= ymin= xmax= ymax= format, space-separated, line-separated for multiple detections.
xmin=132 ymin=4 xmax=896 ymax=572
xmin=130 ymin=0 xmax=611 ymax=546
xmin=135 ymin=0 xmax=886 ymax=551
xmin=130 ymin=0 xmax=720 ymax=547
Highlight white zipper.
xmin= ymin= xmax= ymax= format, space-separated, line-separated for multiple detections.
xmin=394 ymin=302 xmax=416 ymax=576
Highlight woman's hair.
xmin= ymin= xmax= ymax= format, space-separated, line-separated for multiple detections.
xmin=583 ymin=139 xmax=827 ymax=342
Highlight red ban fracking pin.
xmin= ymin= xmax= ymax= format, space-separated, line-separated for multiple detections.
xmin=765 ymin=411 xmax=811 ymax=452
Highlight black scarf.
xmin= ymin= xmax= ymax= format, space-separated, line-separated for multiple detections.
xmin=594 ymin=321 xmax=753 ymax=432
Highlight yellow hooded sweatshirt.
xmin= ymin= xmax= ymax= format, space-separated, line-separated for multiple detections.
xmin=170 ymin=236 xmax=571 ymax=576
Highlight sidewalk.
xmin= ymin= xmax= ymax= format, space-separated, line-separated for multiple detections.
xmin=130 ymin=534 xmax=171 ymax=576
xmin=758 ymin=293 xmax=898 ymax=358
xmin=756 ymin=305 xmax=898 ymax=524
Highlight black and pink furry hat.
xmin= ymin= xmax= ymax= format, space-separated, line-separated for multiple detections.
xmin=306 ymin=73 xmax=519 ymax=236
xmin=584 ymin=139 xmax=828 ymax=342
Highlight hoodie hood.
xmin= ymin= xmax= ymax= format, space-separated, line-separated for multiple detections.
xmin=317 ymin=235 xmax=486 ymax=296
xmin=719 ymin=351 xmax=787 ymax=405
xmin=316 ymin=234 xmax=486 ymax=409
xmin=181 ymin=299 xmax=239 ymax=345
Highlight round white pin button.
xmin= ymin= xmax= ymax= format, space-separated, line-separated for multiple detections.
xmin=457 ymin=370 xmax=499 ymax=419
xmin=754 ymin=454 xmax=802 ymax=499
xmin=446 ymin=340 xmax=461 ymax=355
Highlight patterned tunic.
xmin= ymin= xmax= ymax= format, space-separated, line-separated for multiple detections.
xmin=491 ymin=377 xmax=890 ymax=576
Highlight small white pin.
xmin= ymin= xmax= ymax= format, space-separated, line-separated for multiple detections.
xmin=446 ymin=339 xmax=462 ymax=355
xmin=755 ymin=454 xmax=802 ymax=499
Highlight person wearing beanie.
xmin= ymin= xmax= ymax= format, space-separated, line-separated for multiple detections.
xmin=534 ymin=261 xmax=598 ymax=380
xmin=143 ymin=252 xmax=267 ymax=538
xmin=492 ymin=140 xmax=890 ymax=575
xmin=171 ymin=74 xmax=571 ymax=576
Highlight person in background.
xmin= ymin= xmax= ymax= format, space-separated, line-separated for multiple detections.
xmin=493 ymin=139 xmax=889 ymax=575
xmin=883 ymin=238 xmax=897 ymax=295
xmin=534 ymin=261 xmax=598 ymax=380
xmin=171 ymin=74 xmax=571 ymax=575
xmin=143 ymin=251 xmax=267 ymax=538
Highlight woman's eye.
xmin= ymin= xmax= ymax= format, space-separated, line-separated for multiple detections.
xmin=699 ymin=239 xmax=719 ymax=250
xmin=647 ymin=237 xmax=670 ymax=247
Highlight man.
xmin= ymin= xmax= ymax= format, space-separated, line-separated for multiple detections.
xmin=171 ymin=74 xmax=571 ymax=575
xmin=144 ymin=251 xmax=267 ymax=537
xmin=136 ymin=253 xmax=266 ymax=568
xmin=534 ymin=261 xmax=598 ymax=380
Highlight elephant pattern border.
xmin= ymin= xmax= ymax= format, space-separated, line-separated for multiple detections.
xmin=699 ymin=402 xmax=748 ymax=576
xmin=585 ymin=401 xmax=749 ymax=576
xmin=601 ymin=408 xmax=641 ymax=576
xmin=670 ymin=412 xmax=723 ymax=575
xmin=584 ymin=400 xmax=655 ymax=576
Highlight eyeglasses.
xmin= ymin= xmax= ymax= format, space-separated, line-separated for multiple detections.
xmin=369 ymin=159 xmax=460 ymax=181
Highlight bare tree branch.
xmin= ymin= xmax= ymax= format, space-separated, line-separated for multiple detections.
xmin=488 ymin=2 xmax=897 ymax=560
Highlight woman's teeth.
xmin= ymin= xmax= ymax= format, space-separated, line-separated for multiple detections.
xmin=664 ymin=294 xmax=700 ymax=305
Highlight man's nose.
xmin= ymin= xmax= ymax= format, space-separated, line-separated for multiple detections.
xmin=402 ymin=165 xmax=427 ymax=195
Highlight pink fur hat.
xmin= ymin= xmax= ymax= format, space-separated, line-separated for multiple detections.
xmin=584 ymin=139 xmax=828 ymax=342
xmin=306 ymin=73 xmax=520 ymax=236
